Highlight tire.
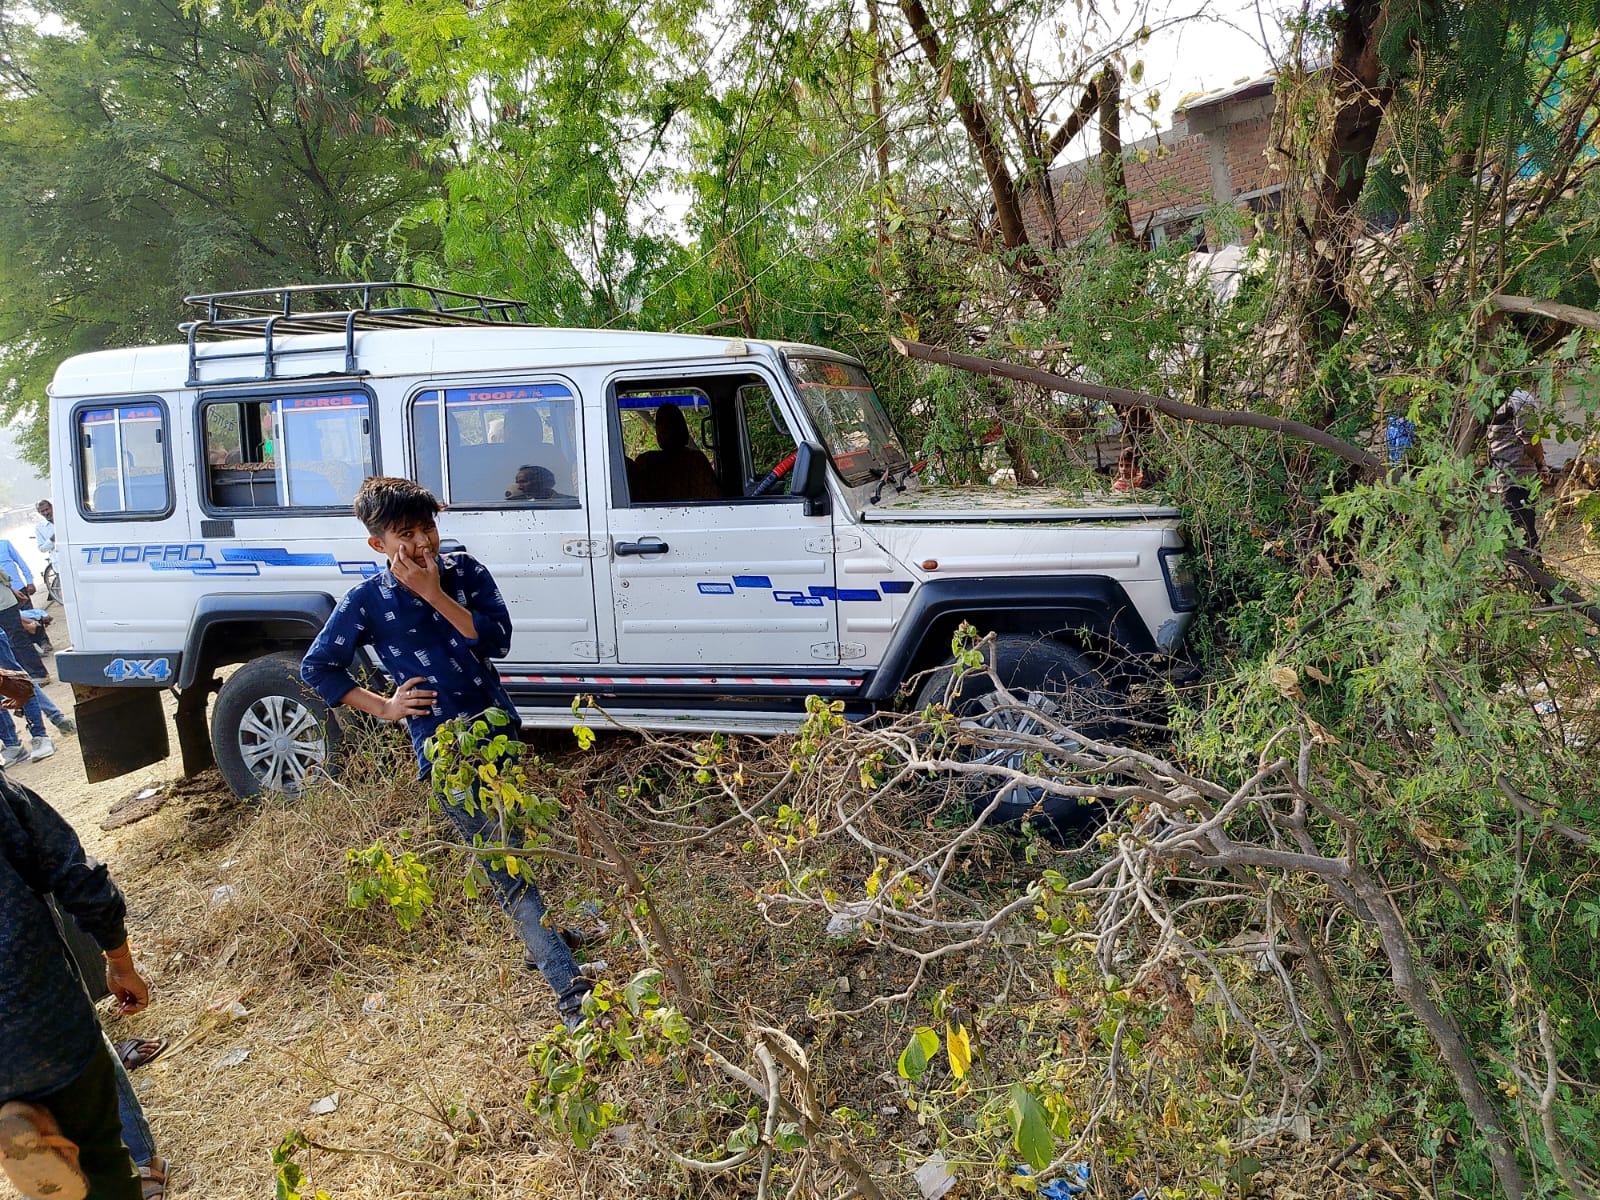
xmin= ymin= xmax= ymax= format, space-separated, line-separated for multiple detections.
xmin=915 ymin=635 xmax=1124 ymax=839
xmin=211 ymin=652 xmax=341 ymax=800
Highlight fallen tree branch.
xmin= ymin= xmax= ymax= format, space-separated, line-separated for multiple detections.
xmin=888 ymin=337 xmax=1385 ymax=475
xmin=1489 ymin=292 xmax=1600 ymax=332
xmin=1506 ymin=546 xmax=1600 ymax=631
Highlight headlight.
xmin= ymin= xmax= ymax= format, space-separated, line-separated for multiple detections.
xmin=1159 ymin=547 xmax=1198 ymax=612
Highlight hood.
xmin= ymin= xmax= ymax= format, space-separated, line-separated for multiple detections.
xmin=858 ymin=484 xmax=1182 ymax=523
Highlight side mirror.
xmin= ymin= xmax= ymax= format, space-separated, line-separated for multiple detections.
xmin=793 ymin=441 xmax=831 ymax=517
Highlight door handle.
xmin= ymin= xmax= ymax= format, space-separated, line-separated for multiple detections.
xmin=438 ymin=539 xmax=466 ymax=555
xmin=614 ymin=538 xmax=670 ymax=556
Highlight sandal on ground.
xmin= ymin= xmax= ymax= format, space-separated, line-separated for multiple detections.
xmin=113 ymin=1038 xmax=168 ymax=1071
xmin=0 ymin=1100 xmax=88 ymax=1200
xmin=138 ymin=1156 xmax=168 ymax=1200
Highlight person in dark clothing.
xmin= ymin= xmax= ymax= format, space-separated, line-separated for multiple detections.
xmin=1487 ymin=388 xmax=1551 ymax=549
xmin=0 ymin=572 xmax=47 ymax=684
xmin=630 ymin=403 xmax=721 ymax=502
xmin=0 ymin=747 xmax=151 ymax=1200
xmin=301 ymin=477 xmax=592 ymax=1027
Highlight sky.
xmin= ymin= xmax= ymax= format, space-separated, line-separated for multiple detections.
xmin=1122 ymin=0 xmax=1288 ymax=132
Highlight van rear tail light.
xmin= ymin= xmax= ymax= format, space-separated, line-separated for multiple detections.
xmin=1159 ymin=547 xmax=1198 ymax=612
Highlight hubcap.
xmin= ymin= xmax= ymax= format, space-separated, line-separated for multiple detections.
xmin=963 ymin=689 xmax=1082 ymax=806
xmin=237 ymin=694 xmax=327 ymax=794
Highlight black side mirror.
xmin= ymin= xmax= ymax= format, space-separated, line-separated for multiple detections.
xmin=793 ymin=441 xmax=831 ymax=517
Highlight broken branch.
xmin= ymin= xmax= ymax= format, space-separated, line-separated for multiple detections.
xmin=888 ymin=337 xmax=1385 ymax=475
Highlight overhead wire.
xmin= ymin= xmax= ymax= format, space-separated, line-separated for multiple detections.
xmin=615 ymin=109 xmax=891 ymax=325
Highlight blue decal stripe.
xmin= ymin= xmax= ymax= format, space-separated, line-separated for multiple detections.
xmin=697 ymin=582 xmax=735 ymax=595
xmin=806 ymin=586 xmax=881 ymax=602
xmin=151 ymin=560 xmax=262 ymax=576
xmin=733 ymin=575 xmax=773 ymax=588
xmin=221 ymin=547 xmax=340 ymax=567
xmin=880 ymin=580 xmax=913 ymax=594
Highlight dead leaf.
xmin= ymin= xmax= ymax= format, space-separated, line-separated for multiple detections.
xmin=1304 ymin=664 xmax=1333 ymax=685
xmin=1268 ymin=666 xmax=1305 ymax=700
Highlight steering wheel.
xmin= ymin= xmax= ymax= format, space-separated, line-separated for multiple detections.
xmin=751 ymin=450 xmax=799 ymax=497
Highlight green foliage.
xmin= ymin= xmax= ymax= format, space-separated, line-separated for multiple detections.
xmin=525 ymin=968 xmax=691 ymax=1148
xmin=1006 ymin=1084 xmax=1055 ymax=1172
xmin=272 ymin=1131 xmax=331 ymax=1200
xmin=344 ymin=843 xmax=434 ymax=931
xmin=897 ymin=1026 xmax=940 ymax=1081
xmin=425 ymin=709 xmax=560 ymax=894
xmin=0 ymin=0 xmax=441 ymax=465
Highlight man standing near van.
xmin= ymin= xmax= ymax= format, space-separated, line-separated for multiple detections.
xmin=0 ymin=546 xmax=47 ymax=684
xmin=0 ymin=748 xmax=152 ymax=1200
xmin=301 ymin=477 xmax=593 ymax=1029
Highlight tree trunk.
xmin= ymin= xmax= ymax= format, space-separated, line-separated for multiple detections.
xmin=1299 ymin=0 xmax=1404 ymax=344
xmin=1098 ymin=67 xmax=1133 ymax=247
xmin=896 ymin=0 xmax=1056 ymax=304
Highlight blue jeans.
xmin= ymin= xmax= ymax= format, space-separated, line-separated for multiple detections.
xmin=107 ymin=1038 xmax=155 ymax=1167
xmin=0 ymin=628 xmax=66 ymax=743
xmin=434 ymin=776 xmax=588 ymax=1017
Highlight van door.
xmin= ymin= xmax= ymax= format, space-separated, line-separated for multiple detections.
xmin=600 ymin=369 xmax=837 ymax=666
xmin=409 ymin=379 xmax=601 ymax=664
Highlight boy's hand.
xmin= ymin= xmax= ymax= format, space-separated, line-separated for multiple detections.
xmin=391 ymin=544 xmax=443 ymax=602
xmin=382 ymin=676 xmax=437 ymax=721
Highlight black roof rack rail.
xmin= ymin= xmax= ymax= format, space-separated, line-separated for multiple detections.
xmin=179 ymin=281 xmax=534 ymax=387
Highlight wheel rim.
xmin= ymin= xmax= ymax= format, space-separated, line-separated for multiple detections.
xmin=962 ymin=689 xmax=1082 ymax=807
xmin=236 ymin=693 xmax=328 ymax=794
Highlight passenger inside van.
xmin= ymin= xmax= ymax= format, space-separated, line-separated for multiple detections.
xmin=504 ymin=464 xmax=570 ymax=502
xmin=631 ymin=404 xmax=720 ymax=503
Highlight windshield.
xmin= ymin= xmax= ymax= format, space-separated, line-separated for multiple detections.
xmin=785 ymin=356 xmax=909 ymax=487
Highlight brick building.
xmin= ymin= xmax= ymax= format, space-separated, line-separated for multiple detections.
xmin=1034 ymin=74 xmax=1286 ymax=249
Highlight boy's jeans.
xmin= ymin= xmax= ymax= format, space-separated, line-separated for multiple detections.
xmin=435 ymin=777 xmax=588 ymax=1019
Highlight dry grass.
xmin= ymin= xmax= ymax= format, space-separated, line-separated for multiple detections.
xmin=69 ymin=716 xmax=1414 ymax=1200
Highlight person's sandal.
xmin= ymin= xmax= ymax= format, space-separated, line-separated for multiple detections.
xmin=139 ymin=1156 xmax=169 ymax=1200
xmin=0 ymin=1100 xmax=88 ymax=1200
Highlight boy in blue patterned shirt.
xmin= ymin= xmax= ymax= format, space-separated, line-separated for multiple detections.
xmin=302 ymin=477 xmax=590 ymax=1026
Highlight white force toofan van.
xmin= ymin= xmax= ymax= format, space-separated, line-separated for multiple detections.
xmin=48 ymin=283 xmax=1196 ymax=814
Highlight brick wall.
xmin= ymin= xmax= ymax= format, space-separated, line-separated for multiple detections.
xmin=1035 ymin=85 xmax=1285 ymax=247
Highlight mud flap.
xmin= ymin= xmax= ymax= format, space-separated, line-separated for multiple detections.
xmin=71 ymin=684 xmax=170 ymax=783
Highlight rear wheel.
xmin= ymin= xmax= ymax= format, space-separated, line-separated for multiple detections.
xmin=915 ymin=635 xmax=1123 ymax=839
xmin=211 ymin=653 xmax=340 ymax=800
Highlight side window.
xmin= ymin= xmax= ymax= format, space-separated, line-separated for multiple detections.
xmin=201 ymin=390 xmax=374 ymax=510
xmin=411 ymin=383 xmax=580 ymax=507
xmin=616 ymin=374 xmax=796 ymax=506
xmin=76 ymin=403 xmax=170 ymax=516
xmin=738 ymin=384 xmax=795 ymax=493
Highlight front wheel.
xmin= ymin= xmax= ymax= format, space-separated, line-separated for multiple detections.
xmin=211 ymin=653 xmax=341 ymax=800
xmin=915 ymin=635 xmax=1123 ymax=839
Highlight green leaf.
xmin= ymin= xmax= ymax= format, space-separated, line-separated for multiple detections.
xmin=1008 ymin=1084 xmax=1054 ymax=1170
xmin=773 ymin=1121 xmax=808 ymax=1152
xmin=897 ymin=1026 xmax=940 ymax=1081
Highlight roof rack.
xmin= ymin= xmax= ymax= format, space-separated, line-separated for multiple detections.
xmin=180 ymin=281 xmax=533 ymax=386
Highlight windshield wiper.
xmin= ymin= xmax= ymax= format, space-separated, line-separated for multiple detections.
xmin=869 ymin=461 xmax=914 ymax=504
xmin=869 ymin=467 xmax=894 ymax=505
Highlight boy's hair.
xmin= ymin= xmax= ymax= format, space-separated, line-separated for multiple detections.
xmin=353 ymin=476 xmax=443 ymax=536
